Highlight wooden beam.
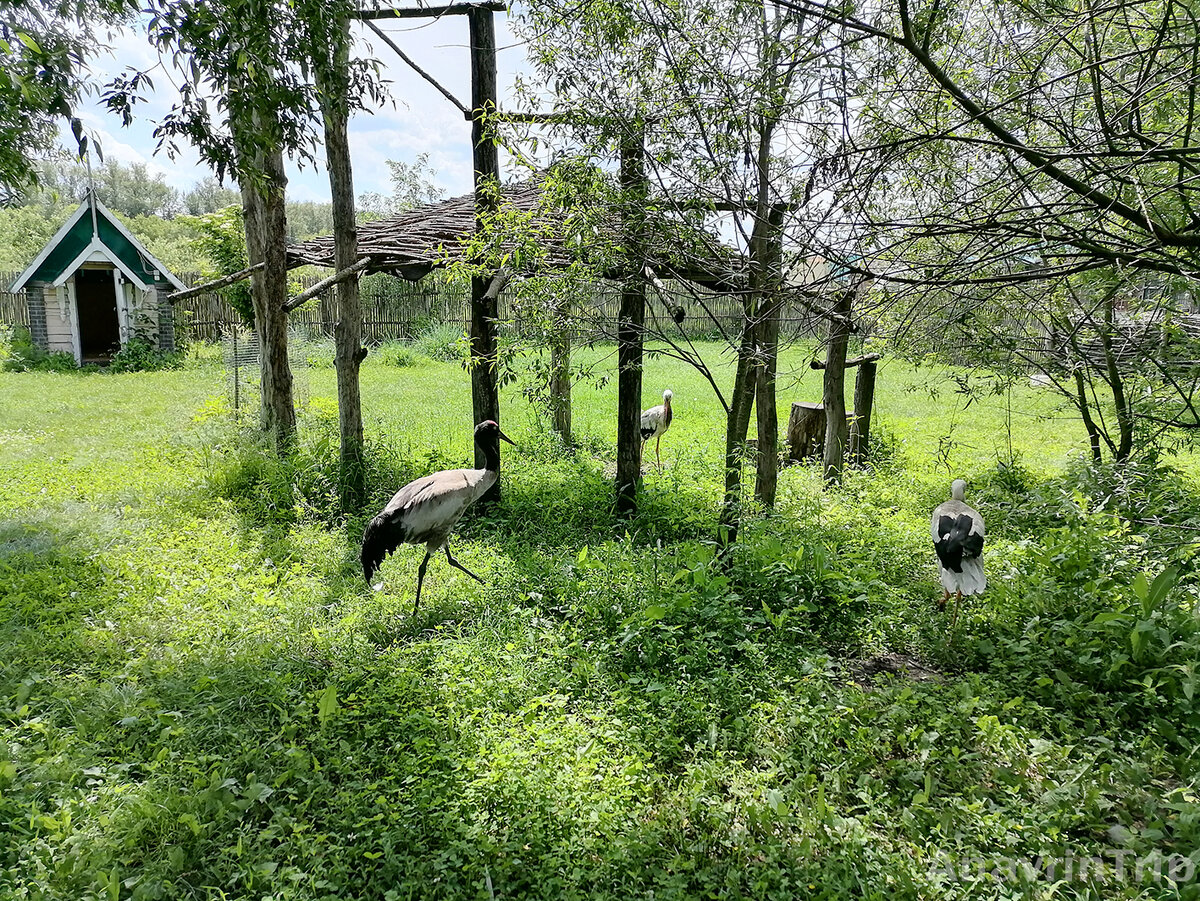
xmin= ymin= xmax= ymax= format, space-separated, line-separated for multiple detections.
xmin=363 ymin=20 xmax=468 ymax=115
xmin=353 ymin=2 xmax=505 ymax=21
xmin=284 ymin=258 xmax=370 ymax=312
xmin=168 ymin=262 xmax=264 ymax=303
xmin=809 ymin=352 xmax=881 ymax=370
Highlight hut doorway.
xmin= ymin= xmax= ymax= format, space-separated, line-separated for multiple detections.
xmin=76 ymin=269 xmax=121 ymax=361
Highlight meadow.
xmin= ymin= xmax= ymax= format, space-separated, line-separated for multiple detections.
xmin=1 ymin=336 xmax=1198 ymax=900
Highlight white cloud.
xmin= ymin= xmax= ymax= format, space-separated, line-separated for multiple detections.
xmin=60 ymin=9 xmax=533 ymax=205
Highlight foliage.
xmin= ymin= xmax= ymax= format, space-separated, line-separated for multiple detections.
xmin=192 ymin=205 xmax=253 ymax=325
xmin=357 ymin=153 xmax=446 ymax=220
xmin=106 ymin=335 xmax=184 ymax=373
xmin=1 ymin=345 xmax=1198 ymax=899
xmin=375 ymin=341 xmax=420 ymax=368
xmin=1 ymin=325 xmax=77 ymax=372
xmin=0 ymin=0 xmax=135 ymax=202
xmin=413 ymin=321 xmax=468 ymax=362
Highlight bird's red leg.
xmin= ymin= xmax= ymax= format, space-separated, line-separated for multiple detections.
xmin=655 ymin=436 xmax=662 ymax=470
xmin=413 ymin=550 xmax=431 ymax=615
xmin=445 ymin=545 xmax=484 ymax=584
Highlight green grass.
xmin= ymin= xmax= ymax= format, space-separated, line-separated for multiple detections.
xmin=1 ymin=340 xmax=1198 ymax=900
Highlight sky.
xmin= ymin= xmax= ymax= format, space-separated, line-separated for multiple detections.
xmin=61 ymin=8 xmax=532 ymax=204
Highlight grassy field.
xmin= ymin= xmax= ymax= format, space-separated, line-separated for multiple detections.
xmin=1 ymin=338 xmax=1198 ymax=900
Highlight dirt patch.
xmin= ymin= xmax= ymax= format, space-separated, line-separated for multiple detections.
xmin=848 ymin=652 xmax=941 ymax=688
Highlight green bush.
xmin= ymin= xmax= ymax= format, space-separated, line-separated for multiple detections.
xmin=376 ymin=341 xmax=420 ymax=367
xmin=2 ymin=326 xmax=78 ymax=372
xmin=413 ymin=321 xmax=467 ymax=362
xmin=107 ymin=335 xmax=185 ymax=373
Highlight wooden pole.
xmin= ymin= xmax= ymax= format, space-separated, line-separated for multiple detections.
xmin=284 ymin=258 xmax=370 ymax=312
xmin=468 ymin=6 xmax=502 ymax=503
xmin=168 ymin=262 xmax=264 ymax=302
xmin=822 ymin=289 xmax=853 ymax=484
xmin=353 ymin=2 xmax=505 ymax=20
xmin=616 ymin=127 xmax=647 ymax=515
xmin=849 ymin=358 xmax=877 ymax=465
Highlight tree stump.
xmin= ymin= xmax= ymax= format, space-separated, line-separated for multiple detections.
xmin=787 ymin=402 xmax=826 ymax=462
xmin=788 ymin=402 xmax=854 ymax=463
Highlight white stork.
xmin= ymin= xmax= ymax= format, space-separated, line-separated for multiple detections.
xmin=361 ymin=420 xmax=515 ymax=613
xmin=931 ymin=478 xmax=986 ymax=624
xmin=640 ymin=389 xmax=674 ymax=469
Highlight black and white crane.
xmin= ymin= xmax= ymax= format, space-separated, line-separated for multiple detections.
xmin=640 ymin=389 xmax=673 ymax=470
xmin=931 ymin=478 xmax=986 ymax=625
xmin=361 ymin=420 xmax=515 ymax=613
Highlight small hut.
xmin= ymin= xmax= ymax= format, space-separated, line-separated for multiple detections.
xmin=10 ymin=191 xmax=183 ymax=363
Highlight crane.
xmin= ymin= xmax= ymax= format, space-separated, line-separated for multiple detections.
xmin=640 ymin=389 xmax=673 ymax=470
xmin=361 ymin=420 xmax=515 ymax=613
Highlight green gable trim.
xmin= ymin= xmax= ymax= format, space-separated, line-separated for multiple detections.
xmin=29 ymin=206 xmax=163 ymax=287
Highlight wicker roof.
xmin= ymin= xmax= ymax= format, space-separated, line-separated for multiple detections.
xmin=286 ymin=179 xmax=745 ymax=290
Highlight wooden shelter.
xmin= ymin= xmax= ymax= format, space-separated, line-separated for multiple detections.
xmin=11 ymin=192 xmax=183 ymax=363
xmin=285 ymin=178 xmax=745 ymax=290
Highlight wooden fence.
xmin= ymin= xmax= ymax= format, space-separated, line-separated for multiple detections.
xmin=2 ymin=270 xmax=828 ymax=343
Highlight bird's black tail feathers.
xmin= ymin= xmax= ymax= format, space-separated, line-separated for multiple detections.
xmin=361 ymin=514 xmax=400 ymax=582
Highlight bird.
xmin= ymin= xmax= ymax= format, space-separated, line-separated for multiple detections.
xmin=360 ymin=420 xmax=515 ymax=614
xmin=931 ymin=478 xmax=986 ymax=626
xmin=640 ymin=389 xmax=674 ymax=470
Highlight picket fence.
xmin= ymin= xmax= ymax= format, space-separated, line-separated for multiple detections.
xmin=1 ymin=270 xmax=828 ymax=344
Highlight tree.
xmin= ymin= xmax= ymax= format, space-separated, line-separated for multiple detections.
xmin=107 ymin=0 xmax=330 ymax=448
xmin=516 ymin=0 xmax=847 ymax=536
xmin=298 ymin=0 xmax=385 ymax=510
xmin=357 ymin=153 xmax=445 ymax=219
xmin=769 ymin=0 xmax=1200 ymax=459
xmin=0 ymin=0 xmax=135 ymax=203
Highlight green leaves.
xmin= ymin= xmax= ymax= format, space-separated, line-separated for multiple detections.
xmin=317 ymin=684 xmax=338 ymax=726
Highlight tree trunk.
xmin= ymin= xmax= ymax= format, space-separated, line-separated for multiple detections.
xmin=236 ymin=120 xmax=296 ymax=451
xmin=822 ymin=290 xmax=853 ymax=484
xmin=468 ymin=7 xmax=502 ymax=502
xmin=550 ymin=297 xmax=572 ymax=445
xmin=616 ymin=129 xmax=646 ymax=515
xmin=754 ymin=205 xmax=785 ymax=506
xmin=849 ymin=358 xmax=877 ymax=465
xmin=718 ymin=309 xmax=758 ymax=545
xmin=1073 ymin=369 xmax=1105 ymax=463
xmin=318 ymin=14 xmax=365 ymax=511
xmin=1099 ymin=294 xmax=1134 ymax=462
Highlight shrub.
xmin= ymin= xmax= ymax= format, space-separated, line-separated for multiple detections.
xmin=107 ymin=335 xmax=185 ymax=373
xmin=413 ymin=321 xmax=467 ymax=362
xmin=376 ymin=341 xmax=420 ymax=367
xmin=2 ymin=326 xmax=78 ymax=372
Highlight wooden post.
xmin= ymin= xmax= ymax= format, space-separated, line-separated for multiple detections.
xmin=822 ymin=290 xmax=853 ymax=483
xmin=849 ymin=357 xmax=877 ymax=465
xmin=468 ymin=6 xmax=502 ymax=503
xmin=616 ymin=127 xmax=646 ymax=514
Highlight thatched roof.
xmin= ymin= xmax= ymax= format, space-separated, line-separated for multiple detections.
xmin=286 ymin=179 xmax=745 ymax=291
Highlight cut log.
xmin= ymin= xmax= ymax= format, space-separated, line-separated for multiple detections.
xmin=787 ymin=402 xmax=823 ymax=462
xmin=788 ymin=402 xmax=853 ymax=463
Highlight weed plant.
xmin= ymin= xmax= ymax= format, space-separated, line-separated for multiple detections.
xmin=0 ymin=345 xmax=1197 ymax=900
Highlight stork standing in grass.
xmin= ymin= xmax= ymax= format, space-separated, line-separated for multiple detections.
xmin=361 ymin=420 xmax=515 ymax=614
xmin=640 ymin=389 xmax=674 ymax=470
xmin=931 ymin=479 xmax=986 ymax=626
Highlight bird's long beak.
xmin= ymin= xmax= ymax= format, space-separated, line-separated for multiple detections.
xmin=498 ymin=429 xmax=517 ymax=447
